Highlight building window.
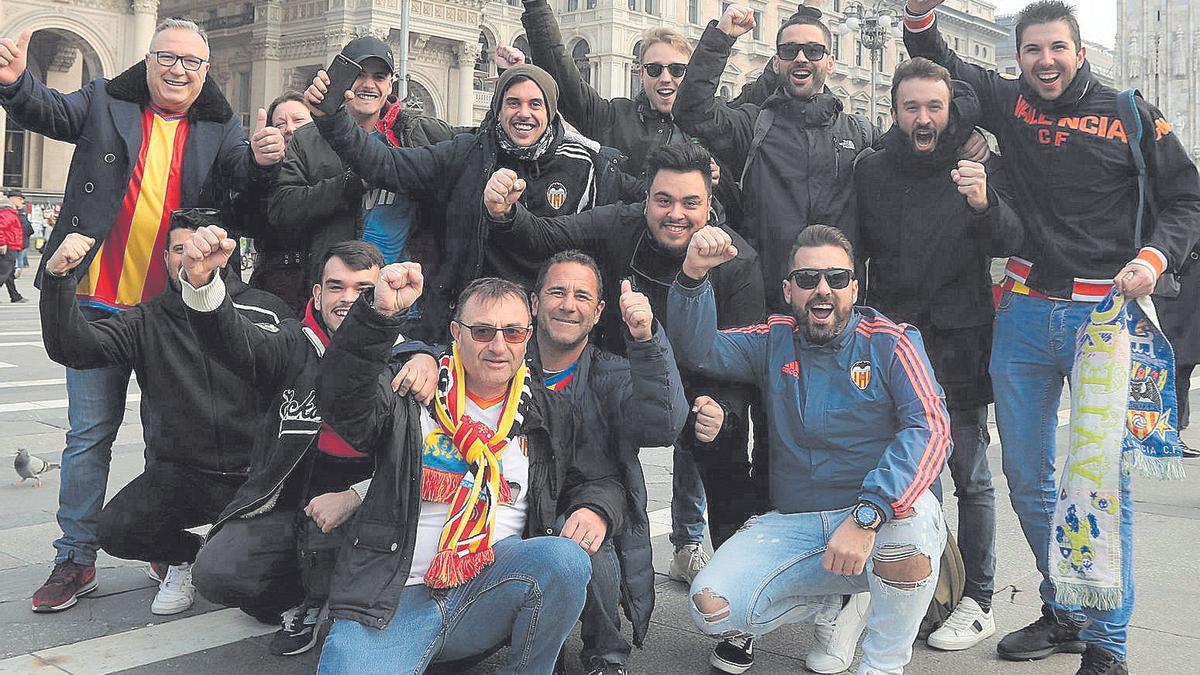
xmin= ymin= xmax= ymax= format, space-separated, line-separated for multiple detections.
xmin=877 ymin=49 xmax=886 ymax=72
xmin=513 ymin=35 xmax=531 ymax=64
xmin=689 ymin=0 xmax=699 ymax=24
xmin=3 ymin=120 xmax=25 ymax=188
xmin=568 ymin=0 xmax=578 ymax=11
xmin=720 ymin=85 xmax=731 ymax=99
xmin=588 ymin=0 xmax=596 ymax=7
xmin=833 ymin=0 xmax=841 ymax=11
xmin=508 ymin=0 xmax=521 ymax=6
xmin=833 ymin=34 xmax=841 ymax=61
xmin=475 ymin=32 xmax=493 ymax=91
xmin=752 ymin=11 xmax=763 ymax=41
xmin=644 ymin=0 xmax=656 ymax=14
xmin=629 ymin=0 xmax=637 ymax=10
xmin=856 ymin=40 xmax=864 ymax=67
xmin=630 ymin=40 xmax=642 ymax=97
xmin=573 ymin=39 xmax=592 ymax=86
xmin=236 ymin=71 xmax=251 ymax=134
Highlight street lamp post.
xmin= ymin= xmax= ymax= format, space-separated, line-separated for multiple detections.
xmin=833 ymin=1 xmax=904 ymax=125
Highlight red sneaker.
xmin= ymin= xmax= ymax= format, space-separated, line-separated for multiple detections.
xmin=31 ymin=560 xmax=97 ymax=612
xmin=147 ymin=561 xmax=169 ymax=583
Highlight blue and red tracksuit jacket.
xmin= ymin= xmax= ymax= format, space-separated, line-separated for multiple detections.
xmin=667 ymin=277 xmax=952 ymax=522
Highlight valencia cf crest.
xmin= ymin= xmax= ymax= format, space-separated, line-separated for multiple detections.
xmin=1127 ymin=370 xmax=1170 ymax=441
xmin=546 ymin=182 xmax=568 ymax=210
xmin=850 ymin=360 xmax=871 ymax=390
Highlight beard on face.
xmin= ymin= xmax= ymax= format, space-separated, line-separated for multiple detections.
xmin=910 ymin=122 xmax=939 ymax=154
xmin=796 ymin=292 xmax=851 ymax=345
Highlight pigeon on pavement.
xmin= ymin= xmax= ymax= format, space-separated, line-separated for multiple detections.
xmin=14 ymin=448 xmax=60 ymax=487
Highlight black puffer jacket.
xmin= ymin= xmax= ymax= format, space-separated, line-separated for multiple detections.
xmin=528 ymin=326 xmax=686 ymax=646
xmin=315 ymin=297 xmax=627 ymax=629
xmin=675 ymin=22 xmax=880 ymax=311
xmin=312 ymin=109 xmax=644 ymax=338
xmin=854 ymin=81 xmax=1023 ymax=410
xmin=41 ymin=270 xmax=291 ymax=475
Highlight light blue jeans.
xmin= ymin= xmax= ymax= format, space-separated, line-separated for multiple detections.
xmin=670 ymin=444 xmax=707 ymax=546
xmin=54 ymin=362 xmax=131 ymax=565
xmin=688 ymin=491 xmax=945 ymax=675
xmin=317 ymin=535 xmax=591 ymax=674
xmin=991 ymin=290 xmax=1135 ymax=657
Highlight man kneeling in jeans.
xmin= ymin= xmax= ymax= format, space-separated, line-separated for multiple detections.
xmin=311 ymin=269 xmax=625 ymax=673
xmin=665 ymin=224 xmax=950 ymax=675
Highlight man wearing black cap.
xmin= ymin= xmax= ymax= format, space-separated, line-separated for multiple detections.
xmin=303 ymin=62 xmax=644 ymax=339
xmin=266 ymin=35 xmax=455 ymax=313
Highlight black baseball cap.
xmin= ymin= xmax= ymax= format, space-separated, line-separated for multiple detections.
xmin=4 ymin=189 xmax=23 ymax=198
xmin=341 ymin=36 xmax=395 ymax=74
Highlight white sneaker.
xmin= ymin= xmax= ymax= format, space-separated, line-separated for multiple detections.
xmin=150 ymin=563 xmax=195 ymax=615
xmin=806 ymin=592 xmax=871 ymax=674
xmin=926 ymin=597 xmax=995 ymax=651
xmin=668 ymin=543 xmax=710 ymax=585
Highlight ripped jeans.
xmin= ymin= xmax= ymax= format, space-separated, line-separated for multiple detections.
xmin=688 ymin=491 xmax=945 ymax=675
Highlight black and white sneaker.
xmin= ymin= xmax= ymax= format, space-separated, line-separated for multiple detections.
xmin=1180 ymin=438 xmax=1200 ymax=458
xmin=269 ymin=603 xmax=322 ymax=656
xmin=711 ymin=636 xmax=755 ymax=674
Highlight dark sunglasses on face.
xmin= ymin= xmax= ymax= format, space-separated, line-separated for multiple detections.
xmin=776 ymin=42 xmax=829 ymax=62
xmin=642 ymin=63 xmax=688 ymax=78
xmin=454 ymin=321 xmax=532 ymax=344
xmin=787 ymin=268 xmax=854 ymax=290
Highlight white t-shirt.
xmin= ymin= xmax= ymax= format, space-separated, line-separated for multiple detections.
xmin=406 ymin=395 xmax=530 ymax=586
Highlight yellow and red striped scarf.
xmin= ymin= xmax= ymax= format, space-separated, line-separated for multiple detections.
xmin=423 ymin=345 xmax=530 ymax=588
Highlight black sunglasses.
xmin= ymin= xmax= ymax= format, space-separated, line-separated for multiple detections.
xmin=642 ymin=63 xmax=687 ymax=78
xmin=454 ymin=321 xmax=532 ymax=344
xmin=787 ymin=268 xmax=854 ymax=290
xmin=776 ymin=42 xmax=829 ymax=62
xmin=170 ymin=208 xmax=221 ymax=216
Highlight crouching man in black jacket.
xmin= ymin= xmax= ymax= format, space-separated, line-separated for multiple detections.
xmin=38 ymin=210 xmax=291 ymax=617
xmin=305 ymin=265 xmax=626 ymax=672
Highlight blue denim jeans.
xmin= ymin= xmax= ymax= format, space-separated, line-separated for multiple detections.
xmin=579 ymin=540 xmax=629 ymax=665
xmin=317 ymin=535 xmax=591 ymax=674
xmin=670 ymin=444 xmax=707 ymax=546
xmin=689 ymin=491 xmax=945 ymax=675
xmin=947 ymin=405 xmax=996 ymax=610
xmin=54 ymin=363 xmax=132 ymax=566
xmin=991 ymin=290 xmax=1134 ymax=657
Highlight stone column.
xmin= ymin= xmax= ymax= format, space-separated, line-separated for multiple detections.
xmin=457 ymin=41 xmax=481 ymax=126
xmin=0 ymin=107 xmax=8 ymax=186
xmin=250 ymin=1 xmax=284 ymax=112
xmin=130 ymin=0 xmax=160 ymax=62
xmin=40 ymin=43 xmax=83 ymax=192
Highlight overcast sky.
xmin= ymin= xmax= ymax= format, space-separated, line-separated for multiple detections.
xmin=989 ymin=0 xmax=1117 ymax=48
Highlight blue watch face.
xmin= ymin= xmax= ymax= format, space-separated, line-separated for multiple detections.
xmin=855 ymin=504 xmax=877 ymax=526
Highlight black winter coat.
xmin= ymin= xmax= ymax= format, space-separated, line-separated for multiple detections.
xmin=675 ymin=22 xmax=880 ymax=311
xmin=312 ymin=109 xmax=644 ymax=338
xmin=854 ymin=82 xmax=1023 ymax=410
xmin=904 ymin=14 xmax=1200 ymax=297
xmin=316 ymin=297 xmax=627 ymax=629
xmin=0 ymin=62 xmax=273 ymax=289
xmin=528 ymin=326 xmax=687 ymax=646
xmin=41 ymin=271 xmax=291 ymax=474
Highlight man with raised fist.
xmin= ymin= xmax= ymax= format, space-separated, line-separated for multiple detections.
xmin=311 ymin=262 xmax=625 ymax=672
xmin=526 ymin=250 xmax=688 ymax=674
xmin=666 ymin=224 xmax=950 ymax=674
xmin=180 ymin=229 xmax=435 ymax=657
xmin=852 ymin=57 xmax=1023 ymax=654
xmin=1 ymin=17 xmax=285 ymax=614
xmin=37 ymin=210 xmax=289 ymax=617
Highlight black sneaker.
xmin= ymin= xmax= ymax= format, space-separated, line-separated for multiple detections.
xmin=1076 ymin=645 xmax=1128 ymax=675
xmin=711 ymin=636 xmax=754 ymax=674
xmin=1180 ymin=438 xmax=1200 ymax=458
xmin=269 ymin=603 xmax=321 ymax=656
xmin=997 ymin=605 xmax=1087 ymax=661
xmin=583 ymin=655 xmax=629 ymax=675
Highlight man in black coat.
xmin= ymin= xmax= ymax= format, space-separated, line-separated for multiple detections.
xmin=854 ymin=58 xmax=1022 ymax=654
xmin=528 ymin=250 xmax=689 ymax=674
xmin=482 ymin=143 xmax=767 ymax=580
xmin=38 ymin=210 xmax=290 ymax=617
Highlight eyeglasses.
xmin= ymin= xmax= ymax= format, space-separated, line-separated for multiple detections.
xmin=170 ymin=208 xmax=220 ymax=216
xmin=776 ymin=42 xmax=829 ymax=62
xmin=787 ymin=268 xmax=854 ymax=290
xmin=642 ymin=63 xmax=687 ymax=78
xmin=150 ymin=51 xmax=209 ymax=72
xmin=454 ymin=321 xmax=532 ymax=344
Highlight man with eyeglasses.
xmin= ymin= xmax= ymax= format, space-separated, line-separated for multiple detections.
xmin=36 ymin=210 xmax=290 ymax=617
xmin=665 ymin=224 xmax=950 ymax=675
xmin=268 ymin=36 xmax=455 ymax=314
xmin=0 ymin=17 xmax=287 ymax=614
xmin=178 ymin=234 xmax=437 ymax=657
xmin=674 ymin=5 xmax=881 ymax=316
xmin=300 ymin=264 xmax=625 ymax=672
xmin=853 ymin=57 xmax=1023 ymax=655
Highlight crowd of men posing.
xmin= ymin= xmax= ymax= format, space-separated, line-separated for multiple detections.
xmin=2 ymin=1 xmax=1198 ymax=674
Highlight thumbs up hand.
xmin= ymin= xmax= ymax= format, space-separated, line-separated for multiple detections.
xmin=619 ymin=279 xmax=654 ymax=342
xmin=250 ymin=107 xmax=286 ymax=166
xmin=0 ymin=30 xmax=32 ymax=86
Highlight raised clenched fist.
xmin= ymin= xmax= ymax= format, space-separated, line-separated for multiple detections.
xmin=717 ymin=5 xmax=757 ymax=39
xmin=494 ymin=44 xmax=526 ymax=70
xmin=46 ymin=233 xmax=96 ymax=276
xmin=619 ymin=279 xmax=654 ymax=341
xmin=483 ymin=168 xmax=527 ymax=219
xmin=682 ymin=225 xmax=738 ymax=280
xmin=182 ymin=225 xmax=237 ymax=287
xmin=950 ymin=159 xmax=988 ymax=211
xmin=905 ymin=1 xmax=947 ymax=17
xmin=375 ymin=262 xmax=424 ymax=316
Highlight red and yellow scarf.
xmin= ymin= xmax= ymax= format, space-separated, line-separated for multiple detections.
xmin=422 ymin=344 xmax=530 ymax=588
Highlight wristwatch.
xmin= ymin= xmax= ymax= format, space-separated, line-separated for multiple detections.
xmin=851 ymin=501 xmax=883 ymax=532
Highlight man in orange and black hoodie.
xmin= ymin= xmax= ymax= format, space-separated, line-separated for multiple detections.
xmin=182 ymin=238 xmax=435 ymax=658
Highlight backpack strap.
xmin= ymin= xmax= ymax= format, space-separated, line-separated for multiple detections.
xmin=738 ymin=107 xmax=775 ymax=188
xmin=1116 ymin=88 xmax=1149 ymax=248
